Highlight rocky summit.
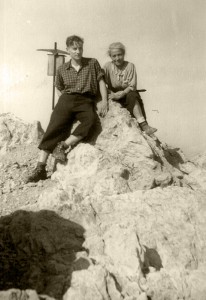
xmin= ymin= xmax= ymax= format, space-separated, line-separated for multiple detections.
xmin=0 ymin=102 xmax=206 ymax=300
xmin=0 ymin=113 xmax=44 ymax=155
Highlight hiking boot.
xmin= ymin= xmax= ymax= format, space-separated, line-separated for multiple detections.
xmin=140 ymin=122 xmax=157 ymax=136
xmin=24 ymin=164 xmax=47 ymax=183
xmin=52 ymin=142 xmax=66 ymax=162
xmin=143 ymin=125 xmax=157 ymax=136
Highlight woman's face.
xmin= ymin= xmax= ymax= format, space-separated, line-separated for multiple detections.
xmin=110 ymin=49 xmax=124 ymax=67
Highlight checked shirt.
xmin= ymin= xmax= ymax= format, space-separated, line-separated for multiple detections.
xmin=55 ymin=57 xmax=104 ymax=96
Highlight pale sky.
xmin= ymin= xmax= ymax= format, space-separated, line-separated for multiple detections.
xmin=1 ymin=0 xmax=206 ymax=157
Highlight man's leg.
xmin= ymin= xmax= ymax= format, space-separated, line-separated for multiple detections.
xmin=39 ymin=94 xmax=75 ymax=152
xmin=64 ymin=135 xmax=82 ymax=147
xmin=84 ymin=109 xmax=102 ymax=144
xmin=71 ymin=96 xmax=95 ymax=139
xmin=24 ymin=150 xmax=49 ymax=183
xmin=38 ymin=150 xmax=50 ymax=164
xmin=52 ymin=134 xmax=83 ymax=162
xmin=125 ymin=91 xmax=157 ymax=135
xmin=25 ymin=94 xmax=75 ymax=182
xmin=52 ymin=95 xmax=95 ymax=162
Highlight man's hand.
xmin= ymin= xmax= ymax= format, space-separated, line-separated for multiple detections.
xmin=98 ymin=100 xmax=108 ymax=117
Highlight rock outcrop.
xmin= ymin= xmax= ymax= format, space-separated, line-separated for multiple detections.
xmin=0 ymin=102 xmax=206 ymax=300
xmin=193 ymin=151 xmax=206 ymax=170
xmin=0 ymin=113 xmax=44 ymax=154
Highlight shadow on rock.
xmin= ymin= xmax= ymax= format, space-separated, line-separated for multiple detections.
xmin=142 ymin=246 xmax=163 ymax=275
xmin=0 ymin=210 xmax=86 ymax=299
xmin=163 ymin=147 xmax=185 ymax=168
xmin=147 ymin=135 xmax=185 ymax=170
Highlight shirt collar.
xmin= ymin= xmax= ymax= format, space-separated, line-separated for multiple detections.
xmin=112 ymin=61 xmax=127 ymax=75
xmin=66 ymin=57 xmax=87 ymax=70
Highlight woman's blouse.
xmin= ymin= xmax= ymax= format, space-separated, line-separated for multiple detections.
xmin=103 ymin=61 xmax=137 ymax=93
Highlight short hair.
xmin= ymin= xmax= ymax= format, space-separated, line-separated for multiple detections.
xmin=107 ymin=42 xmax=126 ymax=56
xmin=66 ymin=35 xmax=84 ymax=47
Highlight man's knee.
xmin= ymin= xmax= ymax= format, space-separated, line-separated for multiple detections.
xmin=73 ymin=108 xmax=95 ymax=138
xmin=85 ymin=109 xmax=95 ymax=128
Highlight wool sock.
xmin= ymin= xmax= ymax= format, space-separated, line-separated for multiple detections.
xmin=139 ymin=121 xmax=148 ymax=130
xmin=61 ymin=141 xmax=68 ymax=149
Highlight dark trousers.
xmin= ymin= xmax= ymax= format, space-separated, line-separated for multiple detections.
xmin=39 ymin=93 xmax=95 ymax=152
xmin=119 ymin=91 xmax=147 ymax=120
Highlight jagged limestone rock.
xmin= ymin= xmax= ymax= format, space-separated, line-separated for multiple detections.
xmin=36 ymin=185 xmax=206 ymax=299
xmin=0 ymin=113 xmax=44 ymax=154
xmin=33 ymin=101 xmax=206 ymax=299
xmin=1 ymin=101 xmax=206 ymax=299
xmin=193 ymin=151 xmax=206 ymax=170
xmin=184 ymin=168 xmax=206 ymax=190
xmin=52 ymin=101 xmax=189 ymax=197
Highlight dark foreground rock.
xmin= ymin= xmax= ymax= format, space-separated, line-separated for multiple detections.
xmin=0 ymin=210 xmax=85 ymax=299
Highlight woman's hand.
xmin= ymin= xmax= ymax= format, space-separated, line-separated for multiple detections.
xmin=122 ymin=80 xmax=129 ymax=88
xmin=109 ymin=91 xmax=126 ymax=101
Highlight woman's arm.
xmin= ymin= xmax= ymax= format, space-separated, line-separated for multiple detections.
xmin=110 ymin=63 xmax=137 ymax=100
xmin=109 ymin=90 xmax=126 ymax=101
xmin=123 ymin=63 xmax=137 ymax=93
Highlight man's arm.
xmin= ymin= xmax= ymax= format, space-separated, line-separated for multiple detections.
xmin=98 ymin=79 xmax=108 ymax=117
xmin=56 ymin=89 xmax=62 ymax=98
xmin=55 ymin=66 xmax=65 ymax=97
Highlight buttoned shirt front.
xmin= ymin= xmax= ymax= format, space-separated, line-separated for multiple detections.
xmin=55 ymin=57 xmax=104 ymax=96
xmin=103 ymin=61 xmax=137 ymax=93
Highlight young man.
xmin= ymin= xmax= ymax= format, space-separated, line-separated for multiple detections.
xmin=25 ymin=35 xmax=108 ymax=183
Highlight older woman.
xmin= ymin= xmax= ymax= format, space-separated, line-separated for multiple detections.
xmin=104 ymin=42 xmax=157 ymax=136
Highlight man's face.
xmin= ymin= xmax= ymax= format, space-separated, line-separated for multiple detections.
xmin=67 ymin=42 xmax=83 ymax=61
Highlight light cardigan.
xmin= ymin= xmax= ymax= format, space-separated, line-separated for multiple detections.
xmin=103 ymin=61 xmax=137 ymax=93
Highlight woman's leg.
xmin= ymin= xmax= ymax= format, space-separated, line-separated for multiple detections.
xmin=125 ymin=91 xmax=157 ymax=135
xmin=124 ymin=91 xmax=144 ymax=120
xmin=132 ymin=101 xmax=146 ymax=123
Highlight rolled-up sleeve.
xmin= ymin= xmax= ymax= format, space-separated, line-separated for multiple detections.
xmin=103 ymin=63 xmax=109 ymax=82
xmin=55 ymin=67 xmax=65 ymax=91
xmin=94 ymin=59 xmax=104 ymax=81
